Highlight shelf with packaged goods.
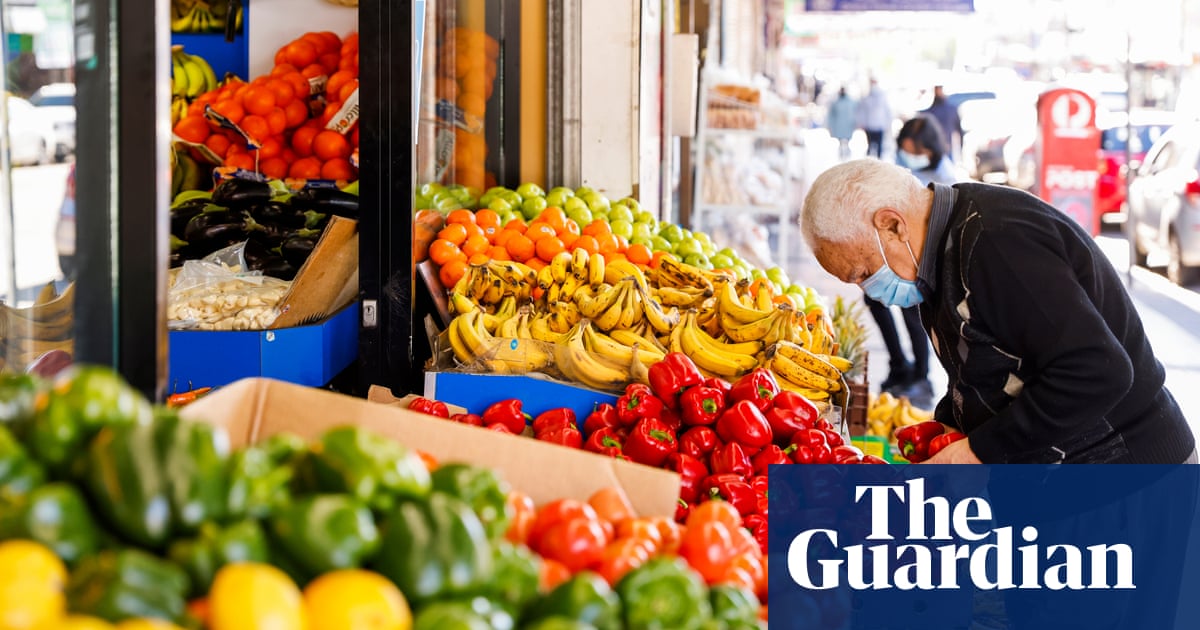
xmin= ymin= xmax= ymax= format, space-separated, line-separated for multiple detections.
xmin=701 ymin=126 xmax=792 ymax=141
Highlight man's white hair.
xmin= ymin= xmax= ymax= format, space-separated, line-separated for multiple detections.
xmin=800 ymin=159 xmax=925 ymax=245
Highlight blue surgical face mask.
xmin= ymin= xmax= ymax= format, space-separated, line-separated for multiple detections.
xmin=898 ymin=149 xmax=931 ymax=171
xmin=860 ymin=229 xmax=924 ymax=307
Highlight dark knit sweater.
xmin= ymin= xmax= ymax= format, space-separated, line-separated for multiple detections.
xmin=916 ymin=182 xmax=1194 ymax=463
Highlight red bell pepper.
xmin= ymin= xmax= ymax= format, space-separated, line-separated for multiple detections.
xmin=679 ymin=426 xmax=721 ymax=460
xmin=680 ymin=385 xmax=726 ymax=426
xmin=703 ymin=474 xmax=758 ymax=516
xmin=675 ymin=499 xmax=691 ymax=523
xmin=624 ymin=417 xmax=678 ymax=467
xmin=583 ymin=402 xmax=621 ymax=436
xmin=710 ymin=442 xmax=753 ymax=477
xmin=823 ymin=429 xmax=845 ymax=448
xmin=450 ymin=412 xmax=483 ymax=426
xmin=728 ymin=368 xmax=780 ymax=414
xmin=617 ymin=383 xmax=665 ymax=425
xmin=539 ymin=424 xmax=583 ymax=449
xmin=861 ymin=454 xmax=888 ymax=465
xmin=744 ymin=514 xmax=769 ymax=556
xmin=715 ymin=400 xmax=774 ymax=451
xmin=703 ymin=376 xmax=732 ymax=395
xmin=763 ymin=408 xmax=811 ymax=444
xmin=483 ymin=399 xmax=530 ymax=434
xmin=895 ymin=421 xmax=946 ymax=463
xmin=665 ymin=452 xmax=709 ymax=504
xmin=584 ymin=427 xmax=625 ymax=457
xmin=532 ymin=408 xmax=577 ymax=435
xmin=648 ymin=352 xmax=704 ymax=411
xmin=832 ymin=445 xmax=864 ymax=464
xmin=773 ymin=390 xmax=819 ymax=424
xmin=488 ymin=423 xmax=515 ymax=434
xmin=749 ymin=475 xmax=769 ymax=515
xmin=927 ymin=431 xmax=966 ymax=458
xmin=751 ymin=444 xmax=794 ymax=475
xmin=408 ymin=397 xmax=450 ymax=418
xmin=790 ymin=429 xmax=833 ymax=464
xmin=659 ymin=407 xmax=683 ymax=434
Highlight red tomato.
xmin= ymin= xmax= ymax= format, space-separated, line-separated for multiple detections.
xmin=505 ymin=491 xmax=536 ymax=545
xmin=587 ymin=487 xmax=636 ymax=525
xmin=536 ymin=517 xmax=609 ymax=573
xmin=592 ymin=538 xmax=654 ymax=586
xmin=686 ymin=499 xmax=743 ymax=531
xmin=528 ymin=499 xmax=599 ymax=550
xmin=679 ymin=520 xmax=738 ymax=584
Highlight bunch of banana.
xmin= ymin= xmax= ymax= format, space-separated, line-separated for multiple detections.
xmin=444 ymin=308 xmax=553 ymax=374
xmin=553 ymin=321 xmax=635 ymax=393
xmin=764 ymin=338 xmax=845 ymax=401
xmin=575 ymin=278 xmax=681 ymax=335
xmin=580 ymin=319 xmax=664 ymax=370
xmin=452 ymin=260 xmax=538 ymax=307
xmin=650 ymin=256 xmax=731 ymax=296
xmin=866 ymin=392 xmax=935 ymax=438
xmin=170 ymin=148 xmax=206 ymax=198
xmin=170 ymin=46 xmax=217 ymax=102
xmin=0 ymin=282 xmax=75 ymax=368
xmin=536 ymin=249 xmax=606 ymax=305
xmin=665 ymin=310 xmax=761 ymax=380
xmin=171 ymin=0 xmax=237 ymax=33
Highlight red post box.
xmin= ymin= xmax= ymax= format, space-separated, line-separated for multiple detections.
xmin=1036 ymin=88 xmax=1102 ymax=236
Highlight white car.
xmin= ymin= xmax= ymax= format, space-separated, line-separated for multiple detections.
xmin=1126 ymin=122 xmax=1200 ymax=285
xmin=28 ymin=83 xmax=74 ymax=161
xmin=6 ymin=96 xmax=57 ymax=166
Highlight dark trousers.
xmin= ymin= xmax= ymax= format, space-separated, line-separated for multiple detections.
xmin=864 ymin=129 xmax=884 ymax=158
xmin=865 ymin=297 xmax=928 ymax=378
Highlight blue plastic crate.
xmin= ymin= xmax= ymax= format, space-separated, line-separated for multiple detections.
xmin=171 ymin=30 xmax=249 ymax=81
xmin=424 ymin=372 xmax=620 ymax=430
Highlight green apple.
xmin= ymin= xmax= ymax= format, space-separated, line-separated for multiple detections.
xmin=658 ymin=223 xmax=684 ymax=245
xmin=478 ymin=191 xmax=498 ymax=207
xmin=499 ymin=191 xmax=523 ymax=206
xmin=608 ymin=203 xmax=634 ymax=224
xmin=584 ymin=194 xmax=611 ymax=215
xmin=564 ymin=196 xmax=589 ymax=214
xmin=516 ymin=182 xmax=546 ymax=199
xmin=631 ymin=222 xmax=655 ymax=240
xmin=496 ymin=209 xmax=516 ymax=226
xmin=610 ymin=219 xmax=634 ymax=240
xmin=700 ymin=242 xmax=716 ymax=257
xmin=420 ymin=182 xmax=446 ymax=197
xmin=634 ymin=210 xmax=656 ymax=225
xmin=575 ymin=186 xmax=597 ymax=198
xmin=765 ymin=266 xmax=790 ymax=287
xmin=683 ymin=253 xmax=713 ymax=270
xmin=709 ymin=253 xmax=735 ymax=270
xmin=649 ymin=235 xmax=674 ymax=252
xmin=630 ymin=236 xmax=654 ymax=248
xmin=520 ymin=196 xmax=548 ymax=221
xmin=435 ymin=196 xmax=462 ymax=212
xmin=675 ymin=238 xmax=704 ymax=258
xmin=565 ymin=205 xmax=594 ymax=227
xmin=414 ymin=193 xmax=433 ymax=210
xmin=546 ymin=190 xmax=572 ymax=208
xmin=619 ymin=197 xmax=642 ymax=213
xmin=489 ymin=197 xmax=515 ymax=214
xmin=749 ymin=268 xmax=767 ymax=281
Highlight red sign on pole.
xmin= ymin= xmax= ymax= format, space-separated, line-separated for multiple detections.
xmin=1036 ymin=88 xmax=1101 ymax=236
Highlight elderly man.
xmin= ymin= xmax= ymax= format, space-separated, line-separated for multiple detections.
xmin=801 ymin=159 xmax=1195 ymax=464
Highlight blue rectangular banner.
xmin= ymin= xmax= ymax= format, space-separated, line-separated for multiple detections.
xmin=804 ymin=0 xmax=974 ymax=11
xmin=769 ymin=465 xmax=1200 ymax=629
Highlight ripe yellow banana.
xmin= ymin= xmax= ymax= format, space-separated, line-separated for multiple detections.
xmin=550 ymin=251 xmax=572 ymax=284
xmin=656 ymin=257 xmax=713 ymax=293
xmin=772 ymin=341 xmax=842 ymax=381
xmin=591 ymin=282 xmax=631 ymax=332
xmin=571 ymin=248 xmax=590 ymax=281
xmin=768 ymin=351 xmax=843 ymax=393
xmin=640 ymin=289 xmax=681 ymax=335
xmin=9 ymin=282 xmax=74 ymax=322
xmin=717 ymin=280 xmax=772 ymax=326
xmin=578 ymin=284 xmax=621 ymax=320
xmin=775 ymin=376 xmax=831 ymax=401
xmin=587 ymin=252 xmax=606 ymax=288
xmin=616 ymin=282 xmax=643 ymax=331
xmin=34 ymin=282 xmax=57 ymax=305
xmin=610 ymin=328 xmax=670 ymax=355
xmin=528 ymin=313 xmax=563 ymax=343
xmin=678 ymin=312 xmax=759 ymax=378
xmin=721 ymin=309 xmax=775 ymax=343
xmin=604 ymin=259 xmax=650 ymax=294
xmin=555 ymin=322 xmax=631 ymax=392
xmin=583 ymin=320 xmax=664 ymax=369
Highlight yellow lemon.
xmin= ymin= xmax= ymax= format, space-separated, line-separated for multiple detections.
xmin=114 ymin=620 xmax=184 ymax=630
xmin=209 ymin=562 xmax=306 ymax=630
xmin=0 ymin=540 xmax=67 ymax=589
xmin=303 ymin=569 xmax=412 ymax=630
xmin=58 ymin=616 xmax=117 ymax=630
xmin=0 ymin=580 xmax=65 ymax=630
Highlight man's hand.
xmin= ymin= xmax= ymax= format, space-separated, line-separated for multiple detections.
xmin=920 ymin=437 xmax=981 ymax=464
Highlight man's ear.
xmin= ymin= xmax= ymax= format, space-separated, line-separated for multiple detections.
xmin=872 ymin=208 xmax=907 ymax=240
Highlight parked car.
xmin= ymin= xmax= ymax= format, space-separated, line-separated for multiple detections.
xmin=56 ymin=163 xmax=75 ymax=278
xmin=1096 ymin=110 xmax=1175 ymax=220
xmin=1126 ymin=122 xmax=1200 ymax=285
xmin=28 ymin=83 xmax=75 ymax=161
xmin=6 ymin=96 xmax=58 ymax=166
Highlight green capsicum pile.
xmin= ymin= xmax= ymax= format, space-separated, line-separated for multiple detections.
xmin=0 ymin=366 xmax=768 ymax=629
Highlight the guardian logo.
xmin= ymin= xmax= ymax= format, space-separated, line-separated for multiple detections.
xmin=786 ymin=479 xmax=1135 ymax=591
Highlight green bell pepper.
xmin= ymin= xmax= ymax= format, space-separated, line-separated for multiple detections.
xmin=0 ymin=372 xmax=43 ymax=440
xmin=372 ymin=491 xmax=494 ymax=607
xmin=413 ymin=601 xmax=492 ymax=630
xmin=157 ymin=412 xmax=231 ymax=532
xmin=66 ymin=548 xmax=190 ymax=623
xmin=30 ymin=365 xmax=152 ymax=475
xmin=489 ymin=540 xmax=542 ymax=614
xmin=524 ymin=571 xmax=621 ymax=630
xmin=226 ymin=445 xmax=295 ymax=520
xmin=298 ymin=426 xmax=431 ymax=512
xmin=0 ymin=482 xmax=99 ymax=566
xmin=709 ymin=584 xmax=759 ymax=626
xmin=616 ymin=558 xmax=711 ymax=630
xmin=448 ymin=596 xmax=517 ymax=630
xmin=268 ymin=494 xmax=380 ymax=580
xmin=261 ymin=431 xmax=307 ymax=463
xmin=0 ymin=423 xmax=45 ymax=501
xmin=169 ymin=518 xmax=270 ymax=596
xmin=431 ymin=463 xmax=511 ymax=542
xmin=84 ymin=422 xmax=173 ymax=549
xmin=524 ymin=619 xmax=600 ymax=630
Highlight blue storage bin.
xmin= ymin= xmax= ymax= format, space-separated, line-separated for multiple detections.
xmin=424 ymin=372 xmax=620 ymax=430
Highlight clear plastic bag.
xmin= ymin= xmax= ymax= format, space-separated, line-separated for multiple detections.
xmin=167 ymin=252 xmax=291 ymax=331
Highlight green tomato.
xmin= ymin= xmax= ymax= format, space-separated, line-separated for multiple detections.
xmin=631 ymin=222 xmax=655 ymax=240
xmin=608 ymin=203 xmax=634 ymax=224
xmin=565 ymin=206 xmax=594 ymax=227
xmin=709 ymin=253 xmax=735 ymax=270
xmin=650 ymin=236 xmax=674 ymax=252
xmin=516 ymin=182 xmax=546 ymax=199
xmin=610 ymin=219 xmax=634 ymax=240
xmin=633 ymin=210 xmax=656 ymax=225
xmin=520 ymin=197 xmax=548 ymax=221
xmin=657 ymin=223 xmax=685 ymax=244
xmin=683 ymin=253 xmax=713 ymax=270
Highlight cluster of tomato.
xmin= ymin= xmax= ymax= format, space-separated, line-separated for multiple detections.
xmin=420 ymin=207 xmax=657 ymax=289
xmin=172 ymin=30 xmax=360 ymax=183
xmin=506 ymin=487 xmax=768 ymax=617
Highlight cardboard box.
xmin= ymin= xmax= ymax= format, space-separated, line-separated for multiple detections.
xmin=423 ymin=371 xmax=620 ymax=432
xmin=181 ymin=378 xmax=681 ymax=517
xmin=168 ymin=301 xmax=359 ymax=390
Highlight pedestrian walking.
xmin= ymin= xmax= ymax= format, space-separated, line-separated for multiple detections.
xmin=826 ymin=87 xmax=857 ymax=160
xmin=856 ymin=78 xmax=892 ymax=158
